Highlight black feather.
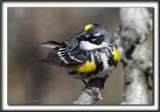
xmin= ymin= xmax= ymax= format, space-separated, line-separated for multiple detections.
xmin=40 ymin=39 xmax=88 ymax=66
xmin=41 ymin=41 xmax=64 ymax=46
xmin=39 ymin=49 xmax=67 ymax=66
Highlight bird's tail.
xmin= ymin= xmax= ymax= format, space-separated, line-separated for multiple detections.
xmin=39 ymin=41 xmax=66 ymax=66
xmin=39 ymin=41 xmax=65 ymax=49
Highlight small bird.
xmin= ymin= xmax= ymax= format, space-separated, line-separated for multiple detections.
xmin=40 ymin=24 xmax=119 ymax=88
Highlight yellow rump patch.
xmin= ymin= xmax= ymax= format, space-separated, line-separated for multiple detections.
xmin=84 ymin=24 xmax=94 ymax=31
xmin=73 ymin=61 xmax=96 ymax=72
xmin=113 ymin=48 xmax=119 ymax=62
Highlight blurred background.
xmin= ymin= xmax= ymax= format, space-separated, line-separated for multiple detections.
xmin=7 ymin=8 xmax=152 ymax=105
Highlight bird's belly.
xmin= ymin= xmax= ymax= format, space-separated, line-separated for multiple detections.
xmin=72 ymin=61 xmax=96 ymax=72
xmin=67 ymin=65 xmax=110 ymax=80
xmin=67 ymin=51 xmax=112 ymax=79
xmin=88 ymin=61 xmax=110 ymax=79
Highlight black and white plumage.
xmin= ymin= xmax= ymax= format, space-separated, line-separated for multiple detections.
xmin=40 ymin=24 xmax=119 ymax=81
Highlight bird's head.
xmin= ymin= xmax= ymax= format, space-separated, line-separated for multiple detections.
xmin=76 ymin=24 xmax=114 ymax=51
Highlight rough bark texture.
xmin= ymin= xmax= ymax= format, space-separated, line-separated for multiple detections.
xmin=74 ymin=87 xmax=103 ymax=104
xmin=74 ymin=8 xmax=152 ymax=104
xmin=123 ymin=60 xmax=149 ymax=104
xmin=118 ymin=8 xmax=152 ymax=104
xmin=74 ymin=77 xmax=105 ymax=104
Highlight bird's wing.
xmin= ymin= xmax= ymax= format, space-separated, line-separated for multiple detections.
xmin=39 ymin=41 xmax=67 ymax=66
xmin=40 ymin=40 xmax=88 ymax=66
xmin=57 ymin=39 xmax=88 ymax=65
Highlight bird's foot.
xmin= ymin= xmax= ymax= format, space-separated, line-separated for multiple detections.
xmin=88 ymin=78 xmax=105 ymax=90
xmin=82 ymin=78 xmax=105 ymax=90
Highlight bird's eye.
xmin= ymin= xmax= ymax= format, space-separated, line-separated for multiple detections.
xmin=93 ymin=32 xmax=101 ymax=37
xmin=92 ymin=38 xmax=96 ymax=41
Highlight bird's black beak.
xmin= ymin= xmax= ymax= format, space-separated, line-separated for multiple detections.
xmin=76 ymin=35 xmax=86 ymax=40
xmin=75 ymin=30 xmax=87 ymax=40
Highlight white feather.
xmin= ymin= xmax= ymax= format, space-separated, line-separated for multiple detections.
xmin=68 ymin=53 xmax=82 ymax=62
xmin=79 ymin=41 xmax=108 ymax=50
xmin=40 ymin=43 xmax=57 ymax=49
xmin=90 ymin=52 xmax=95 ymax=63
xmin=57 ymin=52 xmax=68 ymax=64
xmin=86 ymin=35 xmax=90 ymax=38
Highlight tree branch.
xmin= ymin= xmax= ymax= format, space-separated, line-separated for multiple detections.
xmin=74 ymin=87 xmax=103 ymax=104
xmin=74 ymin=77 xmax=106 ymax=104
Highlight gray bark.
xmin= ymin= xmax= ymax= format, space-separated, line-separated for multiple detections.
xmin=118 ymin=8 xmax=152 ymax=104
xmin=74 ymin=87 xmax=103 ymax=104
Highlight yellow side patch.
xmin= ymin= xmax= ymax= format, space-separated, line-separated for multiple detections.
xmin=73 ymin=61 xmax=96 ymax=72
xmin=113 ymin=48 xmax=119 ymax=62
xmin=85 ymin=24 xmax=94 ymax=31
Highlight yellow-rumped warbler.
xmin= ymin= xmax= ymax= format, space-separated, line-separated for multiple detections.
xmin=40 ymin=24 xmax=119 ymax=86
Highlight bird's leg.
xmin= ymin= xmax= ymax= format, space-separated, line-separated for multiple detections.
xmin=100 ymin=74 xmax=109 ymax=89
xmin=82 ymin=79 xmax=93 ymax=89
xmin=102 ymin=74 xmax=109 ymax=82
xmin=82 ymin=79 xmax=87 ymax=85
xmin=82 ymin=79 xmax=89 ymax=88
